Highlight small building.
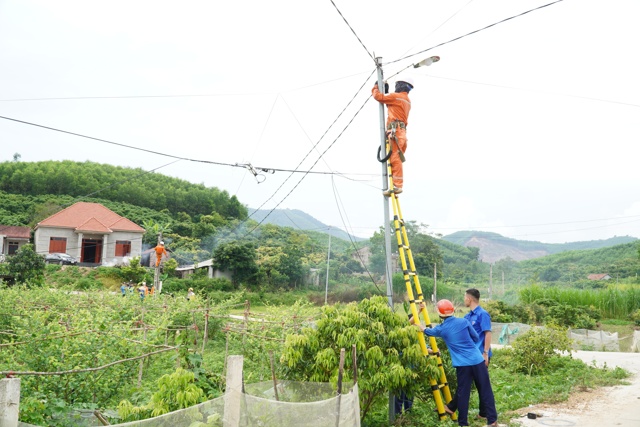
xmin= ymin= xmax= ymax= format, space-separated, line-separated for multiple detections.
xmin=34 ymin=202 xmax=145 ymax=265
xmin=0 ymin=225 xmax=31 ymax=260
xmin=175 ymin=258 xmax=232 ymax=280
xmin=587 ymin=273 xmax=612 ymax=281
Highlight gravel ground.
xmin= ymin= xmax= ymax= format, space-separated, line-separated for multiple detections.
xmin=511 ymin=350 xmax=640 ymax=427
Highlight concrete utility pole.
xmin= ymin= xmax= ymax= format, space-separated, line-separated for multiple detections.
xmin=375 ymin=56 xmax=397 ymax=426
xmin=375 ymin=57 xmax=394 ymax=310
xmin=433 ymin=262 xmax=437 ymax=302
xmin=154 ymin=232 xmax=162 ymax=292
xmin=375 ymin=56 xmax=396 ymax=426
xmin=325 ymin=229 xmax=332 ymax=305
xmin=489 ymin=263 xmax=493 ymax=300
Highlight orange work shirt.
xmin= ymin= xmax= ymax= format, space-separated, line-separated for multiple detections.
xmin=371 ymin=85 xmax=411 ymax=127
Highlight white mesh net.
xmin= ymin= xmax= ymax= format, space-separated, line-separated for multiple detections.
xmin=17 ymin=382 xmax=360 ymax=427
xmin=569 ymin=329 xmax=620 ymax=351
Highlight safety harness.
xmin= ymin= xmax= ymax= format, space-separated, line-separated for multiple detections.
xmin=377 ymin=120 xmax=407 ymax=163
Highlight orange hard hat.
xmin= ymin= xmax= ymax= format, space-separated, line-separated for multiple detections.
xmin=436 ymin=299 xmax=455 ymax=317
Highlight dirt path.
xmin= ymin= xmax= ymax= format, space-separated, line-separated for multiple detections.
xmin=512 ymin=350 xmax=640 ymax=427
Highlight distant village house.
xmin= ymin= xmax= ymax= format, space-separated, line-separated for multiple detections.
xmin=34 ymin=202 xmax=145 ymax=265
xmin=0 ymin=225 xmax=31 ymax=260
xmin=587 ymin=273 xmax=612 ymax=281
xmin=175 ymin=258 xmax=232 ymax=280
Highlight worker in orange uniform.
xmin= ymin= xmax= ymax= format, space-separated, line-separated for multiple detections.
xmin=154 ymin=241 xmax=168 ymax=267
xmin=372 ymin=77 xmax=414 ymax=196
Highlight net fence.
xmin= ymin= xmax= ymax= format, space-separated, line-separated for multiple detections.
xmin=17 ymin=381 xmax=360 ymax=427
xmin=491 ymin=322 xmax=623 ymax=351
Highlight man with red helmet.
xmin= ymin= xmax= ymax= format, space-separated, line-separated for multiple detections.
xmin=412 ymin=300 xmax=498 ymax=427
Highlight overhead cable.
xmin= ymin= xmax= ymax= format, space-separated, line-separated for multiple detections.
xmin=0 ymin=115 xmax=373 ymax=179
xmin=243 ymin=68 xmax=376 ymax=220
xmin=328 ymin=0 xmax=374 ymax=61
xmin=244 ymin=93 xmax=372 ymax=236
xmin=385 ymin=0 xmax=565 ymax=65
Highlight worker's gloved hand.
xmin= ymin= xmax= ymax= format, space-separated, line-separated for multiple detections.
xmin=384 ymin=82 xmax=389 ymax=94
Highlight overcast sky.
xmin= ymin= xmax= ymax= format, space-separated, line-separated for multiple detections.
xmin=1 ymin=0 xmax=639 ymax=244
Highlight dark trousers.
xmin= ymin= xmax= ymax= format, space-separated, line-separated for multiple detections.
xmin=451 ymin=362 xmax=497 ymax=426
xmin=394 ymin=391 xmax=413 ymax=415
xmin=447 ymin=358 xmax=491 ymax=418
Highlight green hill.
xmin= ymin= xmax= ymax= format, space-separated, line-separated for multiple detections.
xmin=442 ymin=230 xmax=637 ymax=263
xmin=0 ymin=160 xmax=246 ymax=220
xmin=248 ymin=208 xmax=364 ymax=242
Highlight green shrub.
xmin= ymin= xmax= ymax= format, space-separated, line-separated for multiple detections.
xmin=508 ymin=324 xmax=573 ymax=375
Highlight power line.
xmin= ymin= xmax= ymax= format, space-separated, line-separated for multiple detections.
xmin=426 ymin=74 xmax=640 ymax=109
xmin=244 ymin=88 xmax=373 ymax=235
xmin=0 ymin=114 xmax=374 ymax=179
xmin=328 ymin=0 xmax=374 ymax=61
xmin=329 ymin=175 xmax=383 ymax=294
xmin=242 ymin=69 xmax=376 ymax=224
xmin=385 ymin=0 xmax=565 ymax=66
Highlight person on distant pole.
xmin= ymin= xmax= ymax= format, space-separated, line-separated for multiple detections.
xmin=154 ymin=241 xmax=168 ymax=267
xmin=372 ymin=77 xmax=414 ymax=196
xmin=411 ymin=300 xmax=498 ymax=427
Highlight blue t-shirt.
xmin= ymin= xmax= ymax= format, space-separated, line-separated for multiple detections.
xmin=465 ymin=306 xmax=492 ymax=357
xmin=423 ymin=316 xmax=484 ymax=367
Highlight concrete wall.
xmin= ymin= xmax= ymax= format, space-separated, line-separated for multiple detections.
xmin=34 ymin=227 xmax=143 ymax=265
xmin=34 ymin=227 xmax=77 ymax=258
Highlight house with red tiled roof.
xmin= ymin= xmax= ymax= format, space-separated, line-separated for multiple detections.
xmin=587 ymin=273 xmax=612 ymax=281
xmin=34 ymin=202 xmax=145 ymax=265
xmin=0 ymin=225 xmax=31 ymax=258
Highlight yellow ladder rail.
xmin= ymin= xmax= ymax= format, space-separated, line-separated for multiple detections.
xmin=384 ymin=144 xmax=456 ymax=421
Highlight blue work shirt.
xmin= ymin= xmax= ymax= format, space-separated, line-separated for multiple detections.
xmin=423 ymin=316 xmax=484 ymax=367
xmin=465 ymin=306 xmax=492 ymax=358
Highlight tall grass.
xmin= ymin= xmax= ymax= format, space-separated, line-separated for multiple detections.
xmin=519 ymin=284 xmax=640 ymax=318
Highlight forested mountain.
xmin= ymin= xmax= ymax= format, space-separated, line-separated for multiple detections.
xmin=442 ymin=230 xmax=637 ymax=263
xmin=514 ymin=242 xmax=640 ymax=284
xmin=0 ymin=160 xmax=246 ymax=220
xmin=248 ymin=208 xmax=364 ymax=242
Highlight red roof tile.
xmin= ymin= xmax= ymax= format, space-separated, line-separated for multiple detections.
xmin=36 ymin=202 xmax=145 ymax=233
xmin=0 ymin=225 xmax=31 ymax=239
xmin=76 ymin=217 xmax=112 ymax=233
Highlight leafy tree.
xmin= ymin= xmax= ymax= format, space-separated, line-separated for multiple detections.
xmin=7 ymin=244 xmax=45 ymax=286
xmin=280 ymin=296 xmax=440 ymax=421
xmin=117 ymin=368 xmax=206 ymax=421
xmin=539 ymin=266 xmax=561 ymax=282
xmin=212 ymin=241 xmax=259 ymax=286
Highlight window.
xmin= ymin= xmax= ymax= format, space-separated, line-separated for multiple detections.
xmin=8 ymin=241 xmax=19 ymax=255
xmin=115 ymin=240 xmax=132 ymax=257
xmin=49 ymin=237 xmax=67 ymax=253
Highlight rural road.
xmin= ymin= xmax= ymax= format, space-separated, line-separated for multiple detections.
xmin=512 ymin=350 xmax=640 ymax=427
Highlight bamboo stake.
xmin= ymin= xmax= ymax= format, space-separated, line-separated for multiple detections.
xmin=202 ymin=306 xmax=209 ymax=353
xmin=269 ymin=351 xmax=279 ymax=401
xmin=351 ymin=344 xmax=358 ymax=384
xmin=335 ymin=348 xmax=346 ymax=427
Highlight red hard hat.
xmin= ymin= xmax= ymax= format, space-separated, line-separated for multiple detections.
xmin=436 ymin=299 xmax=455 ymax=317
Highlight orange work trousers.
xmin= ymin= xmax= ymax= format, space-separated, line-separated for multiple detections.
xmin=389 ymin=128 xmax=407 ymax=189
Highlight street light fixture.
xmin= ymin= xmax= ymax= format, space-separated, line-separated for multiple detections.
xmin=413 ymin=55 xmax=440 ymax=68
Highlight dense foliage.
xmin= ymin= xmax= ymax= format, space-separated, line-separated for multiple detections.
xmin=0 ymin=160 xmax=247 ymax=220
xmin=281 ymin=296 xmax=441 ymax=421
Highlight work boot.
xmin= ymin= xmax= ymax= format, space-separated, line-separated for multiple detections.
xmin=383 ymin=187 xmax=402 ymax=197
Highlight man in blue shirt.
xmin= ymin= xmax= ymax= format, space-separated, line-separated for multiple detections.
xmin=447 ymin=289 xmax=494 ymax=420
xmin=413 ymin=299 xmax=498 ymax=427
